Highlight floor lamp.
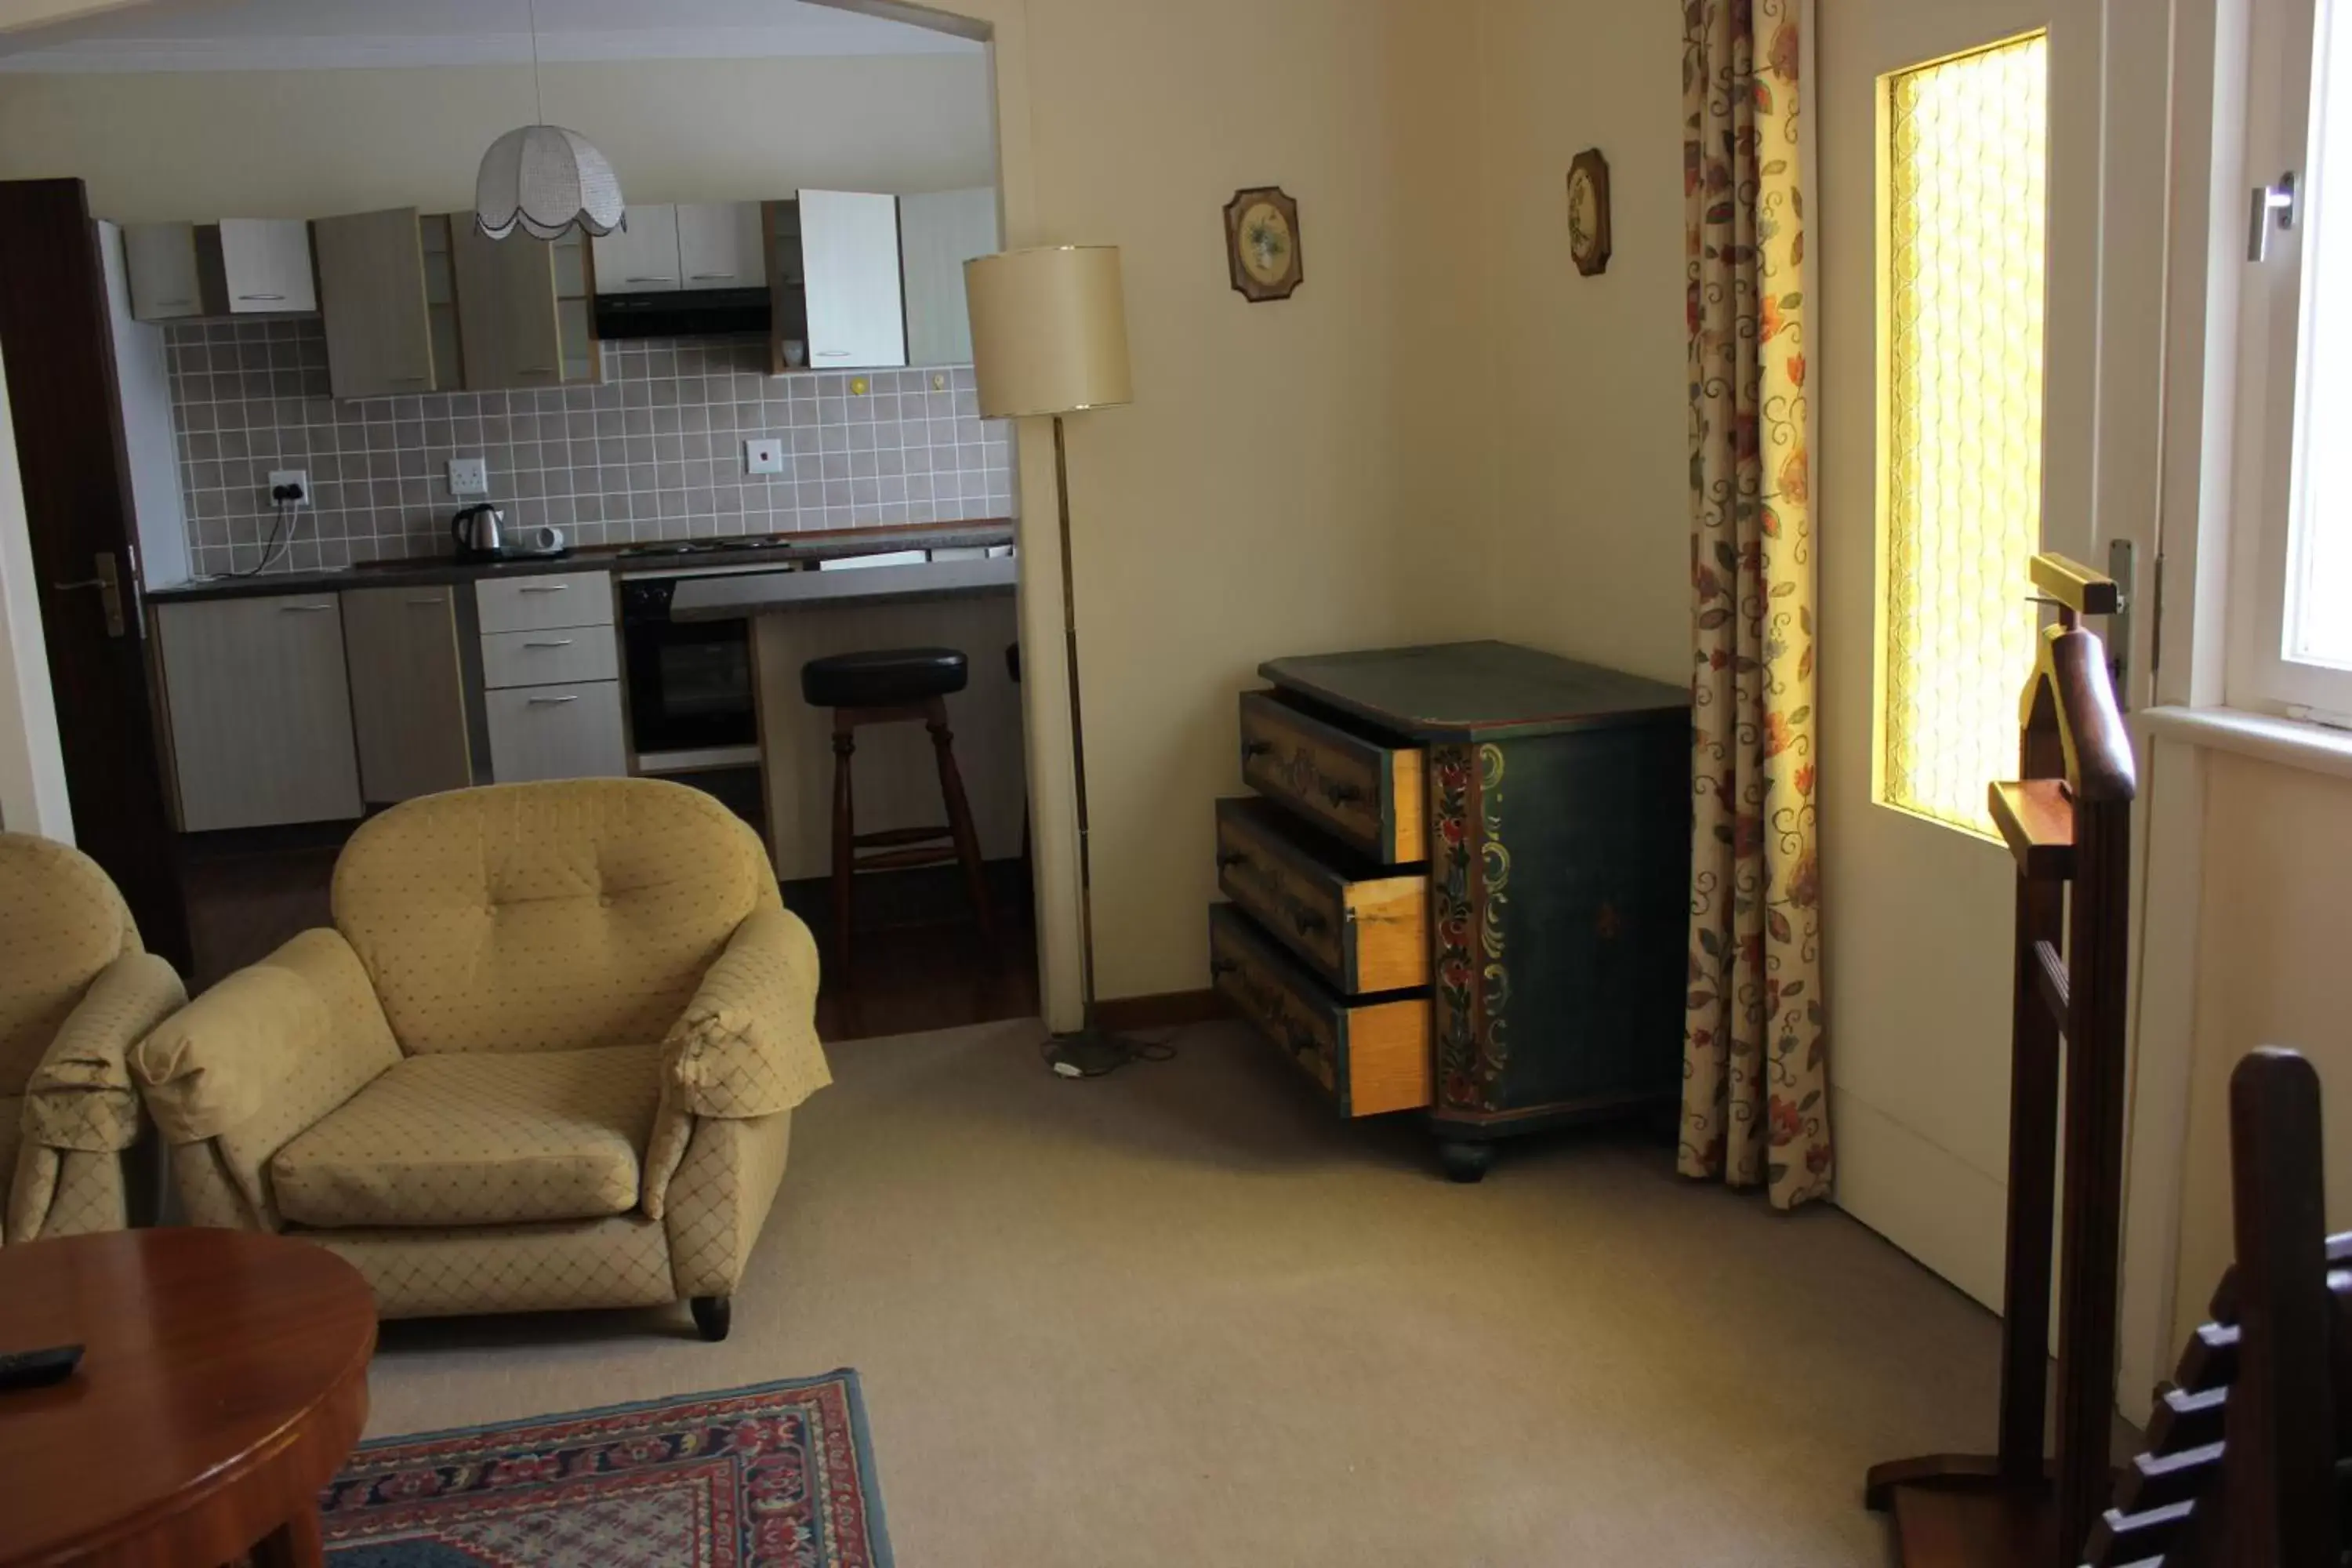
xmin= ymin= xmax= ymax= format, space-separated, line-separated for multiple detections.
xmin=963 ymin=245 xmax=1138 ymax=1076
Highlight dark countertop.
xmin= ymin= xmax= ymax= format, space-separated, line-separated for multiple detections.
xmin=1261 ymin=641 xmax=1690 ymax=741
xmin=670 ymin=553 xmax=1017 ymax=621
xmin=144 ymin=520 xmax=1016 ymax=604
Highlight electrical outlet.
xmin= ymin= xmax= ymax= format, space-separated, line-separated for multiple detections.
xmin=448 ymin=456 xmax=490 ymax=496
xmin=267 ymin=469 xmax=308 ymax=503
xmin=744 ymin=438 xmax=786 ymax=476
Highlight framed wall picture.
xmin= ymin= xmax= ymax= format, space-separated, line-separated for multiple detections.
xmin=1566 ymin=150 xmax=1613 ymax=277
xmin=1224 ymin=187 xmax=1303 ymax=302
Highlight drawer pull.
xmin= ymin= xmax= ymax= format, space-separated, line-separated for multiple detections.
xmin=518 ymin=583 xmax=570 ymax=593
xmin=1290 ymin=909 xmax=1329 ymax=937
xmin=526 ymin=695 xmax=582 ymax=706
xmin=523 ymin=639 xmax=576 ymax=648
xmin=1241 ymin=739 xmax=1273 ymax=760
xmin=237 ymin=292 xmax=288 ymax=302
xmin=1209 ymin=957 xmax=1239 ymax=978
xmin=1216 ymin=851 xmax=1250 ymax=870
xmin=278 ymin=604 xmax=334 ymax=613
xmin=1321 ymin=779 xmax=1365 ymax=807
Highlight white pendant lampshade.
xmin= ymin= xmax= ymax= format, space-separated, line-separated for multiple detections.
xmin=474 ymin=125 xmax=624 ymax=241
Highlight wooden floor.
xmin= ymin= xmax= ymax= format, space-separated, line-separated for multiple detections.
xmin=177 ymin=823 xmax=1038 ymax=1042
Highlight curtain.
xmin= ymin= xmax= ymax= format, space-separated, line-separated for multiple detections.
xmin=1680 ymin=0 xmax=1831 ymax=1210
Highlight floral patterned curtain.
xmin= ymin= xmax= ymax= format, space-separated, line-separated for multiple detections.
xmin=1681 ymin=0 xmax=1831 ymax=1210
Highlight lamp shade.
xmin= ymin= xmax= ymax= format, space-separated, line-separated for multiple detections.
xmin=475 ymin=125 xmax=625 ymax=241
xmin=964 ymin=245 xmax=1132 ymax=419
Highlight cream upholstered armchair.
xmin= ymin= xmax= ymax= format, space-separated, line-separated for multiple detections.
xmin=1 ymin=833 xmax=187 ymax=1246
xmin=133 ymin=779 xmax=829 ymax=1341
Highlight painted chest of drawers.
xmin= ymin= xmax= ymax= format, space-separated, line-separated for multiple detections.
xmin=1209 ymin=641 xmax=1691 ymax=1180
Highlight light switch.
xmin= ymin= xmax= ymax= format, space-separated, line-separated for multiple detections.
xmin=448 ymin=456 xmax=489 ymax=495
xmin=745 ymin=438 xmax=786 ymax=476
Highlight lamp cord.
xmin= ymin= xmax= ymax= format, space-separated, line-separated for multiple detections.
xmin=528 ymin=0 xmax=545 ymax=125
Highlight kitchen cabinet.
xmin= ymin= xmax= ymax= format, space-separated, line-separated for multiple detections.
xmin=797 ymin=190 xmax=907 ymax=370
xmin=154 ymin=595 xmax=362 ymax=832
xmin=340 ymin=585 xmax=473 ymax=804
xmin=449 ymin=217 xmax=600 ymax=390
xmin=899 ymin=188 xmax=997 ymax=366
xmin=677 ymin=202 xmax=767 ymax=289
xmin=123 ymin=219 xmax=318 ymax=321
xmin=474 ymin=575 xmax=626 ymax=782
xmin=593 ymin=203 xmax=683 ymax=291
xmin=313 ymin=208 xmax=440 ymax=400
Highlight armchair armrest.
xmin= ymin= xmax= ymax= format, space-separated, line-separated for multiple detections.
xmin=21 ymin=949 xmax=186 ymax=1156
xmin=641 ymin=909 xmax=828 ymax=1218
xmin=133 ymin=927 xmax=401 ymax=1149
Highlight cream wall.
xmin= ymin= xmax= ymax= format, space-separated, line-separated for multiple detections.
xmin=2169 ymin=753 xmax=2352 ymax=1349
xmin=0 ymin=55 xmax=994 ymax=219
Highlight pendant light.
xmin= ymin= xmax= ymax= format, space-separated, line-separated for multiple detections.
xmin=474 ymin=0 xmax=624 ymax=241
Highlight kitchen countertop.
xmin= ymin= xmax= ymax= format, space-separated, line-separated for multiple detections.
xmin=143 ymin=521 xmax=1016 ymax=604
xmin=670 ymin=552 xmax=1018 ymax=621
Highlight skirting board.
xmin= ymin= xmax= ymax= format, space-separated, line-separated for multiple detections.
xmin=1094 ymin=989 xmax=1231 ymax=1033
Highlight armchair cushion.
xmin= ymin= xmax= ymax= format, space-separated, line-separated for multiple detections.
xmin=271 ymin=1044 xmax=662 ymax=1229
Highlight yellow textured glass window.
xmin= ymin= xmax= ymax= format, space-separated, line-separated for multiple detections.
xmin=1880 ymin=34 xmax=2049 ymax=833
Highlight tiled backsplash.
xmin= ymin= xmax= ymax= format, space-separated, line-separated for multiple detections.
xmin=164 ymin=320 xmax=1015 ymax=579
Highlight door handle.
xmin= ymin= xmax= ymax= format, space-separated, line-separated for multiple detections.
xmin=519 ymin=583 xmax=569 ymax=593
xmin=689 ymin=273 xmax=736 ymax=281
xmin=2249 ymin=171 xmax=2299 ymax=262
xmin=237 ymin=292 xmax=289 ymax=302
xmin=52 ymin=552 xmax=126 ymax=638
xmin=527 ymin=695 xmax=582 ymax=706
xmin=523 ymin=639 xmax=575 ymax=648
xmin=625 ymin=275 xmax=677 ymax=284
xmin=818 ymin=350 xmax=851 ymax=358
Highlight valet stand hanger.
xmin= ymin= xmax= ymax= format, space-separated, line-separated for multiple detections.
xmin=1867 ymin=553 xmax=2139 ymax=1567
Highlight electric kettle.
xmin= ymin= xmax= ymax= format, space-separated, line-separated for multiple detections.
xmin=451 ymin=503 xmax=506 ymax=562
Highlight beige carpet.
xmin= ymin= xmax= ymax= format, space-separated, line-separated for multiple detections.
xmin=364 ymin=1018 xmax=2015 ymax=1566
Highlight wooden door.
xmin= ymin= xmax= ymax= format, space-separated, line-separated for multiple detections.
xmin=450 ymin=218 xmax=564 ymax=392
xmin=800 ymin=190 xmax=908 ymax=369
xmin=340 ymin=586 xmax=472 ymax=804
xmin=155 ymin=596 xmax=362 ymax=833
xmin=1816 ymin=0 xmax=2154 ymax=1306
xmin=0 ymin=179 xmax=193 ymax=967
xmin=900 ymin=188 xmax=999 ymax=366
xmin=314 ymin=209 xmax=437 ymax=399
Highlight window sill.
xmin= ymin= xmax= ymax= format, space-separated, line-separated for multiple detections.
xmin=2136 ymin=705 xmax=2352 ymax=783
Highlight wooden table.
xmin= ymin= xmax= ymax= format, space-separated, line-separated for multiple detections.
xmin=0 ymin=1229 xmax=376 ymax=1567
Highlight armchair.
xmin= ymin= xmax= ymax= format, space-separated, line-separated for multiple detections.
xmin=133 ymin=779 xmax=829 ymax=1339
xmin=1 ymin=833 xmax=187 ymax=1245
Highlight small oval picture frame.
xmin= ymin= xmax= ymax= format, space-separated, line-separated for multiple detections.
xmin=1224 ymin=186 xmax=1303 ymax=303
xmin=1566 ymin=150 xmax=1613 ymax=278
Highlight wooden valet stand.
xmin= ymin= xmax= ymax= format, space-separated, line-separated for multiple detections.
xmin=1867 ymin=554 xmax=2138 ymax=1566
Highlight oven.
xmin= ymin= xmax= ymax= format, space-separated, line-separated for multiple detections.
xmin=619 ymin=574 xmax=759 ymax=767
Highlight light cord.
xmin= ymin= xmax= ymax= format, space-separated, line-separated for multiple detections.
xmin=528 ymin=0 xmax=545 ymax=125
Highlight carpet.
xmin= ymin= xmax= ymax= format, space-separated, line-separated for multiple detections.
xmin=320 ymin=1372 xmax=891 ymax=1567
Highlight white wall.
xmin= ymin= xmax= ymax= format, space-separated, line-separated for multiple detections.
xmin=0 ymin=54 xmax=995 ymax=218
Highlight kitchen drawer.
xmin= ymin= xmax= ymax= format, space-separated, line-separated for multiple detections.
xmin=474 ymin=571 xmax=613 ymax=635
xmin=1210 ymin=903 xmax=1430 ymax=1118
xmin=481 ymin=625 xmax=619 ymax=690
xmin=1215 ymin=797 xmax=1428 ymax=995
xmin=1239 ymin=691 xmax=1425 ymax=865
xmin=485 ymin=681 xmax=627 ymax=782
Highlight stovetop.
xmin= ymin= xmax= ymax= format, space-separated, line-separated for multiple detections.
xmin=615 ymin=537 xmax=797 ymax=560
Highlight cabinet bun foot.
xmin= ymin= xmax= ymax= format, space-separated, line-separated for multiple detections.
xmin=1437 ymin=1140 xmax=1496 ymax=1184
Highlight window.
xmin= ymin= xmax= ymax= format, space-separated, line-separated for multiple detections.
xmin=1878 ymin=34 xmax=2051 ymax=834
xmin=2234 ymin=0 xmax=2352 ymax=719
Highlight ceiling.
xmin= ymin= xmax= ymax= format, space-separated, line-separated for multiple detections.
xmin=0 ymin=0 xmax=981 ymax=73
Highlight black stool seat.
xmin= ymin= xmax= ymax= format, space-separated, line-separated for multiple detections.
xmin=802 ymin=648 xmax=969 ymax=710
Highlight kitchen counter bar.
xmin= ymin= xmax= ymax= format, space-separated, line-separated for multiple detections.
xmin=670 ymin=553 xmax=1016 ymax=621
xmin=144 ymin=521 xmax=1015 ymax=604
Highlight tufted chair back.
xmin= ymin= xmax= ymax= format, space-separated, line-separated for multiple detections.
xmin=0 ymin=834 xmax=140 ymax=1094
xmin=332 ymin=779 xmax=782 ymax=1057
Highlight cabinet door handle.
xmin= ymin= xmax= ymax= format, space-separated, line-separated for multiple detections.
xmin=523 ymin=639 xmax=575 ymax=648
xmin=518 ymin=583 xmax=569 ymax=593
xmin=405 ymin=597 xmax=443 ymax=607
xmin=626 ymin=275 xmax=677 ymax=284
xmin=237 ymin=292 xmax=288 ymax=302
xmin=278 ymin=604 xmax=334 ymax=612
xmin=817 ymin=350 xmax=851 ymax=358
xmin=390 ymin=375 xmax=428 ymax=384
xmin=517 ymin=365 xmax=557 ymax=376
xmin=527 ymin=695 xmax=581 ymax=706
xmin=689 ymin=272 xmax=736 ymax=281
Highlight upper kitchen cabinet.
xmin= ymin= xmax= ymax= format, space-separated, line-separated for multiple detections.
xmin=899 ymin=188 xmax=998 ymax=367
xmin=313 ymin=208 xmax=442 ymax=400
xmin=124 ymin=219 xmax=318 ymax=321
xmin=449 ymin=216 xmax=601 ymax=391
xmin=791 ymin=190 xmax=907 ymax=371
xmin=593 ymin=202 xmax=764 ymax=293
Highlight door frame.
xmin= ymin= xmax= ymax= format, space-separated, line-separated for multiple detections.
xmin=0 ymin=336 xmax=74 ymax=838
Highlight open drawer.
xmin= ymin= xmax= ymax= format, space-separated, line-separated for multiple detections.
xmin=1210 ymin=903 xmax=1431 ymax=1118
xmin=1214 ymin=797 xmax=1428 ymax=996
xmin=1238 ymin=691 xmax=1425 ymax=866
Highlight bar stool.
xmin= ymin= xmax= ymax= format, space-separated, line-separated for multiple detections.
xmin=801 ymin=647 xmax=996 ymax=970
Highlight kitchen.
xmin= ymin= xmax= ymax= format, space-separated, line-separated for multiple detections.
xmin=0 ymin=2 xmax=1033 ymax=1025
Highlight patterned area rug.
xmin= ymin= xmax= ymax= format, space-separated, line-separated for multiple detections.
xmin=321 ymin=1372 xmax=891 ymax=1567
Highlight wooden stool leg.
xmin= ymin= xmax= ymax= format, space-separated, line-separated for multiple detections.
xmin=250 ymin=1508 xmax=325 ymax=1568
xmin=830 ymin=714 xmax=856 ymax=973
xmin=925 ymin=696 xmax=997 ymax=954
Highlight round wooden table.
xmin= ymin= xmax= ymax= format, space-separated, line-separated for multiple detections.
xmin=0 ymin=1228 xmax=376 ymax=1567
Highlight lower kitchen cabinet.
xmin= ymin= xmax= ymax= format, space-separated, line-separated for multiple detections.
xmin=154 ymin=595 xmax=363 ymax=833
xmin=485 ymin=683 xmax=627 ymax=783
xmin=341 ymin=585 xmax=474 ymax=804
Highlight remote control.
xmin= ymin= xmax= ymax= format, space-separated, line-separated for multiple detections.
xmin=0 ymin=1345 xmax=83 ymax=1392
